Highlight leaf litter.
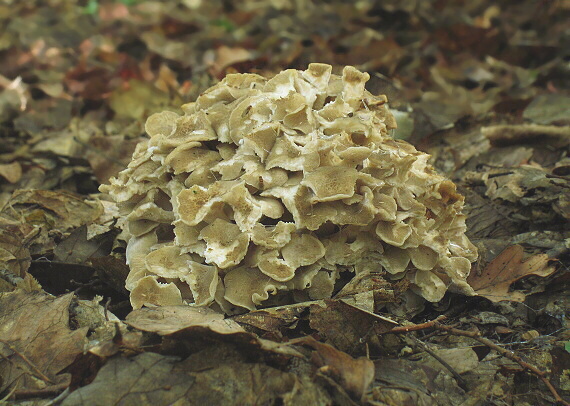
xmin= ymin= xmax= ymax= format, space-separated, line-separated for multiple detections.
xmin=0 ymin=0 xmax=569 ymax=404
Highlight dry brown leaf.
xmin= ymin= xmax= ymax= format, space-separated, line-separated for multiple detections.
xmin=62 ymin=352 xmax=329 ymax=406
xmin=232 ymin=303 xmax=306 ymax=335
xmin=207 ymin=45 xmax=254 ymax=77
xmin=0 ymin=162 xmax=22 ymax=184
xmin=419 ymin=348 xmax=479 ymax=374
xmin=293 ymin=336 xmax=375 ymax=401
xmin=91 ymin=255 xmax=130 ymax=296
xmin=0 ymin=290 xmax=88 ymax=394
xmin=86 ymin=135 xmax=139 ymax=183
xmin=482 ymin=124 xmax=570 ymax=148
xmin=126 ymin=306 xmax=245 ymax=335
xmin=53 ymin=225 xmax=113 ymax=264
xmin=0 ymin=223 xmax=33 ymax=277
xmin=467 ymin=244 xmax=556 ymax=302
xmin=2 ymin=189 xmax=103 ymax=232
xmin=309 ymin=299 xmax=397 ymax=354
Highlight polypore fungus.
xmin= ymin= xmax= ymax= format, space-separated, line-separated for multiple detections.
xmin=101 ymin=64 xmax=477 ymax=313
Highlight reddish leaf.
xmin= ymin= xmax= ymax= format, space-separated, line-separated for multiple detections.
xmin=468 ymin=244 xmax=556 ymax=302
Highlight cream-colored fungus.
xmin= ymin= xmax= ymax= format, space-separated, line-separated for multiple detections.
xmin=101 ymin=64 xmax=477 ymax=313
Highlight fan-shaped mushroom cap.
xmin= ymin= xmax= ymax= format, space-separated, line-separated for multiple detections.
xmin=302 ymin=166 xmax=359 ymax=202
xmin=102 ymin=64 xmax=477 ymax=313
xmin=199 ymin=218 xmax=249 ymax=268
xmin=164 ymin=143 xmax=221 ymax=175
xmin=183 ymin=262 xmax=219 ymax=306
xmin=223 ymin=267 xmax=287 ymax=310
xmin=125 ymin=231 xmax=157 ymax=290
xmin=144 ymin=245 xmax=191 ymax=278
xmin=412 ymin=270 xmax=447 ymax=302
xmin=130 ymin=275 xmax=183 ymax=309
xmin=250 ymin=222 xmax=296 ymax=248
xmin=281 ymin=234 xmax=325 ymax=268
xmin=307 ymin=270 xmax=337 ymax=300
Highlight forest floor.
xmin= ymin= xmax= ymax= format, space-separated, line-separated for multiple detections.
xmin=0 ymin=1 xmax=569 ymax=405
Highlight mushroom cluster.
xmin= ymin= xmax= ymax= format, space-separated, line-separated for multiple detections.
xmin=101 ymin=64 xmax=477 ymax=313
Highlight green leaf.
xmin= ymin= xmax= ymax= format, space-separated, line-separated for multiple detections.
xmin=211 ymin=18 xmax=235 ymax=33
xmin=83 ymin=0 xmax=99 ymax=15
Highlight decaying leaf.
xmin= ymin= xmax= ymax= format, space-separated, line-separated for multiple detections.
xmin=522 ymin=94 xmax=570 ymax=125
xmin=468 ymin=244 xmax=556 ymax=302
xmin=108 ymin=79 xmax=171 ymax=119
xmin=482 ymin=124 xmax=570 ymax=148
xmin=2 ymin=189 xmax=103 ymax=231
xmin=310 ymin=300 xmax=398 ymax=355
xmin=293 ymin=336 xmax=375 ymax=401
xmin=91 ymin=255 xmax=130 ymax=296
xmin=86 ymin=135 xmax=139 ymax=184
xmin=0 ymin=290 xmax=88 ymax=394
xmin=62 ymin=352 xmax=330 ymax=406
xmin=0 ymin=223 xmax=33 ymax=277
xmin=418 ymin=347 xmax=480 ymax=374
xmin=232 ymin=302 xmax=307 ymax=336
xmin=53 ymin=225 xmax=113 ymax=264
xmin=0 ymin=162 xmax=22 ymax=184
xmin=207 ymin=45 xmax=255 ymax=77
xmin=126 ymin=305 xmax=244 ymax=335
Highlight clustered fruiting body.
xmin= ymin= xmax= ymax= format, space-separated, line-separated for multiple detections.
xmin=101 ymin=64 xmax=477 ymax=313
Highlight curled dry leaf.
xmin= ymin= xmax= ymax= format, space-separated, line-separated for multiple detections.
xmin=2 ymin=189 xmax=103 ymax=232
xmin=232 ymin=303 xmax=307 ymax=335
xmin=293 ymin=336 xmax=375 ymax=401
xmin=467 ymin=244 xmax=556 ymax=302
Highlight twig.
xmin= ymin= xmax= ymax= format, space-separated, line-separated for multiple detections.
xmin=408 ymin=335 xmax=468 ymax=390
xmin=104 ymin=296 xmax=112 ymax=322
xmin=0 ymin=339 xmax=54 ymax=384
xmin=12 ymin=383 xmax=68 ymax=400
xmin=383 ymin=316 xmax=569 ymax=405
xmin=388 ymin=315 xmax=447 ymax=333
xmin=434 ymin=323 xmax=569 ymax=406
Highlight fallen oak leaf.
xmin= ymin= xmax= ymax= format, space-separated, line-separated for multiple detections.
xmin=467 ymin=244 xmax=556 ymax=302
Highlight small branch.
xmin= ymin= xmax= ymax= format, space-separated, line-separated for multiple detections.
xmin=12 ymin=383 xmax=68 ymax=400
xmin=383 ymin=316 xmax=569 ymax=406
xmin=408 ymin=335 xmax=468 ymax=390
xmin=387 ymin=315 xmax=447 ymax=333
xmin=434 ymin=323 xmax=569 ymax=406
xmin=0 ymin=339 xmax=54 ymax=384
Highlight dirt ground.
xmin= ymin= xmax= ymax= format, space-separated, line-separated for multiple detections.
xmin=0 ymin=1 xmax=569 ymax=405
